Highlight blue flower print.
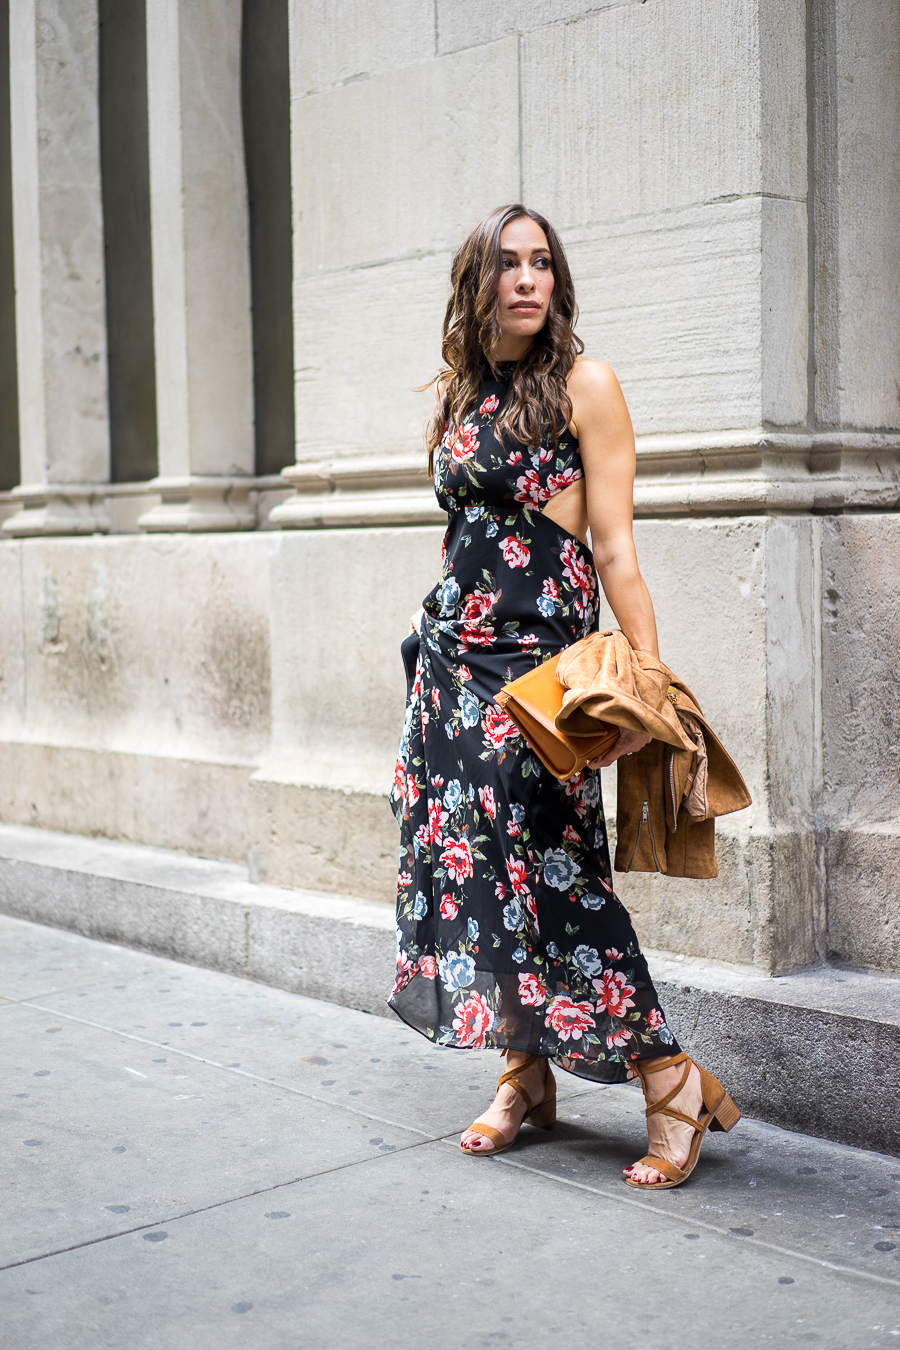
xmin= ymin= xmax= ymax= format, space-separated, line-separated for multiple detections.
xmin=546 ymin=941 xmax=560 ymax=960
xmin=510 ymin=803 xmax=525 ymax=824
xmin=659 ymin=1024 xmax=675 ymax=1045
xmin=467 ymin=917 xmax=479 ymax=941
xmin=465 ymin=505 xmax=484 ymax=522
xmin=458 ymin=689 xmax=479 ymax=729
xmin=412 ymin=891 xmax=428 ymax=920
xmin=573 ymin=944 xmax=603 ymax=977
xmin=443 ymin=779 xmax=462 ymax=811
xmin=542 ymin=848 xmax=580 ymax=890
xmin=536 ymin=594 xmax=556 ymax=618
xmin=485 ymin=518 xmax=499 ymax=538
xmin=512 ymin=947 xmax=527 ymax=964
xmin=439 ymin=950 xmax=476 ymax=992
xmin=581 ymin=892 xmax=606 ymax=911
xmin=582 ymin=775 xmax=601 ymax=808
xmin=439 ymin=576 xmax=460 ymax=615
xmin=503 ymin=898 xmax=523 ymax=931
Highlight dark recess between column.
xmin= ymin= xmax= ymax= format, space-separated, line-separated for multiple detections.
xmin=0 ymin=0 xmax=20 ymax=491
xmin=242 ymin=0 xmax=295 ymax=476
xmin=98 ymin=0 xmax=158 ymax=483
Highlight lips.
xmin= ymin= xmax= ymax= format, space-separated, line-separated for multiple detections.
xmin=510 ymin=304 xmax=540 ymax=312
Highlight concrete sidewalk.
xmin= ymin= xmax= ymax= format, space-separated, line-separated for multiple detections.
xmin=2 ymin=915 xmax=900 ymax=1350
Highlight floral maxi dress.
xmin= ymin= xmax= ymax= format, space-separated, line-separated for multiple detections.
xmin=389 ymin=365 xmax=680 ymax=1083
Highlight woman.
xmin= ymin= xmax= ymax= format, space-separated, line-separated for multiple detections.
xmin=389 ymin=204 xmax=738 ymax=1189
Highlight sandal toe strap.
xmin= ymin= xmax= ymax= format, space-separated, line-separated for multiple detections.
xmin=462 ymin=1121 xmax=508 ymax=1153
xmin=631 ymin=1154 xmax=686 ymax=1184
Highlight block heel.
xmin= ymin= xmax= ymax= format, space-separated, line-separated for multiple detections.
xmin=624 ymin=1052 xmax=741 ymax=1189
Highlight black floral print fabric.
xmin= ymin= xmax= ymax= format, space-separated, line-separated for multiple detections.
xmin=388 ymin=364 xmax=679 ymax=1083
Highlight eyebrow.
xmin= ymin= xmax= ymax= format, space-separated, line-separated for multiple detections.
xmin=500 ymin=247 xmax=551 ymax=256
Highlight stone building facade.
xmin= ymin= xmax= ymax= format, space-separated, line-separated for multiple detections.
xmin=0 ymin=1 xmax=898 ymax=1142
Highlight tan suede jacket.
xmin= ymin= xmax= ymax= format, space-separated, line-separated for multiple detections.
xmin=555 ymin=630 xmax=751 ymax=879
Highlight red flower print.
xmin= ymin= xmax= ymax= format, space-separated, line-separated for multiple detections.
xmin=518 ymin=972 xmax=547 ymax=1007
xmin=417 ymin=954 xmax=437 ymax=979
xmin=561 ymin=539 xmax=596 ymax=612
xmin=542 ymin=578 xmax=560 ymax=602
xmin=431 ymin=775 xmax=445 ymax=788
xmin=506 ymin=857 xmax=531 ymax=897
xmin=392 ymin=952 xmax=415 ymax=995
xmin=562 ymin=824 xmax=581 ymax=844
xmin=406 ymin=777 xmax=420 ymax=807
xmin=452 ymin=991 xmax=494 ymax=1048
xmin=507 ymin=450 xmax=523 ymax=466
xmin=441 ymin=837 xmax=474 ymax=884
xmin=506 ymin=817 xmax=521 ymax=837
xmin=607 ymin=1026 xmax=632 ymax=1049
xmin=462 ymin=589 xmax=498 ymax=624
xmin=479 ymin=394 xmax=499 ymax=416
xmin=458 ymin=665 xmax=472 ymax=681
xmin=440 ymin=894 xmax=458 ymax=920
xmin=478 ymin=785 xmax=497 ymax=820
xmin=482 ymin=706 xmax=518 ymax=750
xmin=427 ymin=797 xmax=447 ymax=845
xmin=448 ymin=423 xmax=479 ymax=464
xmin=518 ymin=633 xmax=538 ymax=646
xmin=513 ymin=470 xmax=547 ymax=507
xmin=593 ymin=969 xmax=636 ymax=1018
xmin=605 ymin=947 xmax=623 ymax=960
xmin=547 ymin=467 xmax=583 ymax=496
xmin=431 ymin=686 xmax=440 ymax=711
xmin=398 ymin=871 xmax=412 ymax=888
xmin=393 ymin=762 xmax=406 ymax=797
xmin=647 ymin=1008 xmax=665 ymax=1030
xmin=544 ymin=995 xmax=596 ymax=1042
xmin=500 ymin=536 xmax=531 ymax=568
xmin=494 ymin=880 xmax=506 ymax=900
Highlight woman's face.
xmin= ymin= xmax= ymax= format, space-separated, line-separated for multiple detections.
xmin=495 ymin=216 xmax=555 ymax=344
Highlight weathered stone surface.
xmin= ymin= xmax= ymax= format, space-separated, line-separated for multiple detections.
xmin=292 ymin=38 xmax=519 ymax=273
xmin=290 ymin=0 xmax=436 ymax=95
xmin=145 ymin=0 xmax=254 ymax=489
xmin=522 ymin=0 xmax=806 ymax=227
xmin=566 ymin=201 xmax=787 ymax=437
xmin=293 ymin=254 xmax=448 ymax=460
xmin=0 ymin=743 xmax=253 ymax=862
xmin=9 ymin=0 xmax=109 ymax=491
xmin=814 ymin=0 xmax=900 ymax=430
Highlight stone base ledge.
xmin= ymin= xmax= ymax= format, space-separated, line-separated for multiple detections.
xmin=0 ymin=822 xmax=898 ymax=1154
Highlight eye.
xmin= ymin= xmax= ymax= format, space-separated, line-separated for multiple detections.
xmin=501 ymin=258 xmax=515 ymax=269
xmin=535 ymin=257 xmax=551 ymax=269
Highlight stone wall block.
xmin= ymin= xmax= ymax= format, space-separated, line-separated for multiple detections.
xmin=0 ymin=544 xmax=26 ymax=736
xmin=290 ymin=0 xmax=435 ymax=95
xmin=15 ymin=535 xmax=272 ymax=764
xmin=293 ymin=254 xmax=448 ymax=459
xmin=9 ymin=0 xmax=110 ymax=493
xmin=566 ymin=202 xmax=763 ymax=436
xmin=760 ymin=197 xmax=808 ymax=427
xmin=293 ymin=38 xmax=519 ymax=273
xmin=814 ymin=0 xmax=900 ymax=429
xmin=437 ymin=0 xmax=626 ymax=54
xmin=523 ymin=0 xmax=765 ymax=229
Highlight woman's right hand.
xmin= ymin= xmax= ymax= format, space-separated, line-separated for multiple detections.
xmin=589 ymin=727 xmax=651 ymax=770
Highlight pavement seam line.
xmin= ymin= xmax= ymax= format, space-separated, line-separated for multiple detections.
xmin=0 ymin=1133 xmax=458 ymax=1274
xmin=18 ymin=999 xmax=441 ymax=1138
xmin=16 ymin=998 xmax=607 ymax=1135
xmin=466 ymin=1146 xmax=900 ymax=1292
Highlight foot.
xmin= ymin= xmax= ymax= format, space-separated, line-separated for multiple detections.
xmin=460 ymin=1052 xmax=549 ymax=1153
xmin=624 ymin=1058 xmax=704 ymax=1186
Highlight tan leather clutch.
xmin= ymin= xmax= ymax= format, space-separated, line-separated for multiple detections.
xmin=496 ymin=656 xmax=619 ymax=781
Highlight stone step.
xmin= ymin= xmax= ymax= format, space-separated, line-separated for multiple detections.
xmin=0 ymin=822 xmax=896 ymax=1156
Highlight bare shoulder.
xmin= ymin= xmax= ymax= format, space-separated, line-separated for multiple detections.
xmin=568 ymin=358 xmax=630 ymax=435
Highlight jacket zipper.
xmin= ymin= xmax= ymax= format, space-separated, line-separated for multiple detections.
xmin=668 ymin=751 xmax=678 ymax=829
xmin=626 ymin=800 xmax=664 ymax=874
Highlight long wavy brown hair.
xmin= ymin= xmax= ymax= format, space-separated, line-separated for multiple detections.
xmin=425 ymin=204 xmax=583 ymax=475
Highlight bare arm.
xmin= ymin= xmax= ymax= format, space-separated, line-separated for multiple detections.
xmin=570 ymin=359 xmax=656 ymax=765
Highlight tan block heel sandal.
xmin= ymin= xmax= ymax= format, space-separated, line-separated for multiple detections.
xmin=625 ymin=1051 xmax=741 ymax=1189
xmin=460 ymin=1052 xmax=557 ymax=1157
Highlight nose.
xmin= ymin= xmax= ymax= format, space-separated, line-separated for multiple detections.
xmin=516 ymin=266 xmax=536 ymax=291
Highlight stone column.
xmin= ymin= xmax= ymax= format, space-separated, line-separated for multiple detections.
xmin=2 ymin=0 xmax=111 ymax=537
xmin=137 ymin=0 xmax=255 ymax=532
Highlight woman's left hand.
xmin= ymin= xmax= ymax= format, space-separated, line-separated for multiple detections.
xmin=589 ymin=728 xmax=651 ymax=770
